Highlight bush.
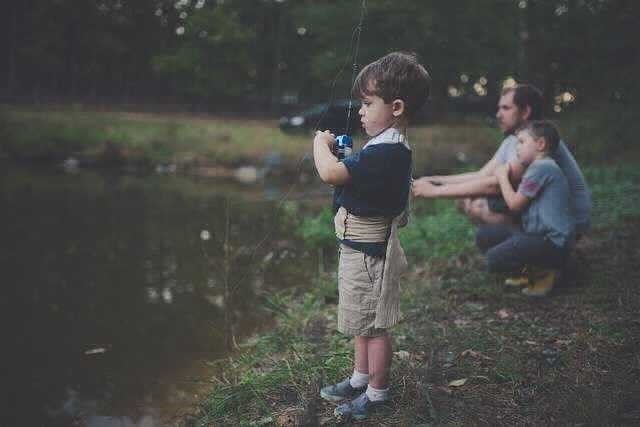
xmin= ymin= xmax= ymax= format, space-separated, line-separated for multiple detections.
xmin=297 ymin=200 xmax=476 ymax=263
xmin=401 ymin=199 xmax=476 ymax=261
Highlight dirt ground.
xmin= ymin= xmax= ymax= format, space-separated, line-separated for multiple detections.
xmin=272 ymin=219 xmax=640 ymax=426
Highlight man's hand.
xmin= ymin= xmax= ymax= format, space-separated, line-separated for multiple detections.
xmin=412 ymin=177 xmax=441 ymax=198
xmin=313 ymin=130 xmax=336 ymax=153
xmin=420 ymin=175 xmax=443 ymax=185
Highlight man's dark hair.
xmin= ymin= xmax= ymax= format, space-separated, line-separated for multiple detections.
xmin=502 ymin=84 xmax=544 ymax=120
xmin=352 ymin=51 xmax=431 ymax=119
xmin=518 ymin=120 xmax=560 ymax=153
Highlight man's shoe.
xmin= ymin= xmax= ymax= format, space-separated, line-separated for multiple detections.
xmin=334 ymin=392 xmax=385 ymax=421
xmin=320 ymin=378 xmax=365 ymax=402
xmin=522 ymin=269 xmax=559 ymax=297
xmin=504 ymin=275 xmax=529 ymax=287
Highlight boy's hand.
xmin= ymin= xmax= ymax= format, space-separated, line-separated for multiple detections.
xmin=412 ymin=177 xmax=441 ymax=198
xmin=494 ymin=163 xmax=511 ymax=181
xmin=314 ymin=130 xmax=336 ymax=152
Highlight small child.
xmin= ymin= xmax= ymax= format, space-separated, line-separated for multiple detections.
xmin=313 ymin=52 xmax=430 ymax=420
xmin=476 ymin=121 xmax=575 ymax=296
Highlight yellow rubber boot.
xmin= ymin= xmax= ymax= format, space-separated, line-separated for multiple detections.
xmin=521 ymin=269 xmax=559 ymax=297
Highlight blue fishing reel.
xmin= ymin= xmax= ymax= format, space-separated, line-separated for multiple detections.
xmin=335 ymin=134 xmax=353 ymax=160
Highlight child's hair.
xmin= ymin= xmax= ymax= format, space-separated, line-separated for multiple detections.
xmin=518 ymin=120 xmax=561 ymax=153
xmin=351 ymin=51 xmax=431 ymax=119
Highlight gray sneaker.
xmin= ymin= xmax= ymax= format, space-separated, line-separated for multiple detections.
xmin=320 ymin=378 xmax=365 ymax=402
xmin=334 ymin=391 xmax=386 ymax=420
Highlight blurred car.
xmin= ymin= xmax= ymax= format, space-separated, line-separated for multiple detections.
xmin=279 ymin=99 xmax=362 ymax=135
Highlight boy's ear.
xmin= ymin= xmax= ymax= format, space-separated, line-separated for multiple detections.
xmin=521 ymin=105 xmax=532 ymax=121
xmin=535 ymin=137 xmax=547 ymax=151
xmin=391 ymin=99 xmax=405 ymax=117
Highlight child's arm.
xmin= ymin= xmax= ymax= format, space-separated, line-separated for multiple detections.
xmin=313 ymin=130 xmax=350 ymax=185
xmin=495 ymin=163 xmax=530 ymax=213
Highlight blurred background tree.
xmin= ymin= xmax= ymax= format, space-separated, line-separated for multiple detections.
xmin=1 ymin=0 xmax=638 ymax=119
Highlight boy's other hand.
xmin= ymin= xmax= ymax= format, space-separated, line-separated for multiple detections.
xmin=412 ymin=177 xmax=441 ymax=198
xmin=507 ymin=160 xmax=525 ymax=183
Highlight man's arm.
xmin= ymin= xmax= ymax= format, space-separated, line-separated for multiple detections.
xmin=412 ymin=175 xmax=500 ymax=198
xmin=495 ymin=164 xmax=529 ymax=212
xmin=427 ymin=156 xmax=500 ymax=184
xmin=313 ymin=130 xmax=350 ymax=185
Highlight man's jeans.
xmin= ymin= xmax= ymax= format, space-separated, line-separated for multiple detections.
xmin=476 ymin=224 xmax=569 ymax=273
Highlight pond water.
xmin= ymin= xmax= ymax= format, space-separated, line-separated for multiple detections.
xmin=0 ymin=165 xmax=331 ymax=426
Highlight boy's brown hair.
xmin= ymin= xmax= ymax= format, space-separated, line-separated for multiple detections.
xmin=352 ymin=51 xmax=431 ymax=119
xmin=518 ymin=120 xmax=561 ymax=153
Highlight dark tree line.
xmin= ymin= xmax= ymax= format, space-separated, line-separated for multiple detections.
xmin=1 ymin=0 xmax=638 ymax=114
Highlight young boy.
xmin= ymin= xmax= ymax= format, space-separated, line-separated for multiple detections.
xmin=476 ymin=121 xmax=575 ymax=296
xmin=313 ymin=52 xmax=430 ymax=420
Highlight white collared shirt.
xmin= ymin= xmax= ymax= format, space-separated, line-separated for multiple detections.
xmin=363 ymin=127 xmax=410 ymax=151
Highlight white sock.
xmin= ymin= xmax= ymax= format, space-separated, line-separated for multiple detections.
xmin=349 ymin=370 xmax=369 ymax=388
xmin=365 ymin=384 xmax=389 ymax=402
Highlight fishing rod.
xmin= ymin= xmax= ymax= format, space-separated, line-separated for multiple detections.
xmin=202 ymin=0 xmax=370 ymax=298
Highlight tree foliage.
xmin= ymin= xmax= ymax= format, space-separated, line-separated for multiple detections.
xmin=1 ymin=0 xmax=638 ymax=113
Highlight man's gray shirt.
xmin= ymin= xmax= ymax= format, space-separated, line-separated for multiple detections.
xmin=495 ymin=135 xmax=592 ymax=232
xmin=517 ymin=157 xmax=575 ymax=248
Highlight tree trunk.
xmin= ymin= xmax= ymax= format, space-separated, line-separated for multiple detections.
xmin=270 ymin=3 xmax=283 ymax=114
xmin=6 ymin=4 xmax=18 ymax=97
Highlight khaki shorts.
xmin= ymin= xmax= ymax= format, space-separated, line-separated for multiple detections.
xmin=337 ymin=244 xmax=387 ymax=337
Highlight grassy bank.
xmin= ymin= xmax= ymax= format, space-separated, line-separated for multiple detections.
xmin=0 ymin=107 xmax=309 ymax=169
xmin=0 ymin=106 xmax=499 ymax=175
xmin=178 ymin=165 xmax=640 ymax=426
xmin=2 ymin=105 xmax=638 ymax=177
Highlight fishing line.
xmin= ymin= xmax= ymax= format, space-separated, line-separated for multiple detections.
xmin=202 ymin=1 xmax=369 ymax=296
xmin=312 ymin=0 xmax=367 ymax=134
xmin=344 ymin=0 xmax=367 ymax=135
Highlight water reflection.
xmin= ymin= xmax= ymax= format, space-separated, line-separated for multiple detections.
xmin=0 ymin=165 xmax=328 ymax=426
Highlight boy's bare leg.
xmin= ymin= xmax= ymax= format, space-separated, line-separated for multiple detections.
xmin=367 ymin=334 xmax=392 ymax=389
xmin=354 ymin=336 xmax=369 ymax=374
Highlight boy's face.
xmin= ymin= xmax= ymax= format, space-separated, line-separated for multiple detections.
xmin=358 ymin=81 xmax=398 ymax=137
xmin=496 ymin=91 xmax=528 ymax=135
xmin=516 ymin=130 xmax=545 ymax=166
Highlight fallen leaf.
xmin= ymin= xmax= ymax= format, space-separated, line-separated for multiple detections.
xmin=448 ymin=378 xmax=468 ymax=387
xmin=460 ymin=349 xmax=493 ymax=360
xmin=84 ymin=347 xmax=107 ymax=355
xmin=497 ymin=309 xmax=512 ymax=320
